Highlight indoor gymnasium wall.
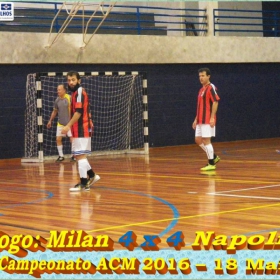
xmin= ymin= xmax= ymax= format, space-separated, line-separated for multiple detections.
xmin=0 ymin=32 xmax=279 ymax=159
xmin=1 ymin=32 xmax=280 ymax=63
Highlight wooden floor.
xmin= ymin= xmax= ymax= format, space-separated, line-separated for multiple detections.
xmin=1 ymin=138 xmax=280 ymax=249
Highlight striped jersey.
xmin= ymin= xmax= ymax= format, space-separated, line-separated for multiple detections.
xmin=196 ymin=83 xmax=220 ymax=124
xmin=70 ymin=86 xmax=92 ymax=138
xmin=54 ymin=94 xmax=71 ymax=126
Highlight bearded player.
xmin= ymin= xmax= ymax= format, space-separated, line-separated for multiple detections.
xmin=62 ymin=71 xmax=100 ymax=191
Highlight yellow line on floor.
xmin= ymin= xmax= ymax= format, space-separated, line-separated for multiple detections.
xmin=86 ymin=202 xmax=280 ymax=234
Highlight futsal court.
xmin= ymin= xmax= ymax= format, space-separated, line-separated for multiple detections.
xmin=1 ymin=138 xmax=280 ymax=249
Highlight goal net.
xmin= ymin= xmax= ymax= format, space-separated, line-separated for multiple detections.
xmin=22 ymin=72 xmax=148 ymax=162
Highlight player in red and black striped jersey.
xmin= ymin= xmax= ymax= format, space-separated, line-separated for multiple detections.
xmin=62 ymin=71 xmax=100 ymax=191
xmin=192 ymin=68 xmax=220 ymax=171
xmin=70 ymin=83 xmax=92 ymax=138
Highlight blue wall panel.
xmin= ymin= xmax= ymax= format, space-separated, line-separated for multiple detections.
xmin=0 ymin=63 xmax=279 ymax=159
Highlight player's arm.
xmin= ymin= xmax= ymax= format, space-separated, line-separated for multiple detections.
xmin=192 ymin=116 xmax=197 ymax=130
xmin=211 ymin=101 xmax=218 ymax=117
xmin=61 ymin=112 xmax=81 ymax=134
xmin=47 ymin=109 xmax=58 ymax=128
xmin=210 ymin=101 xmax=218 ymax=127
xmin=209 ymin=85 xmax=219 ymax=127
xmin=88 ymin=110 xmax=94 ymax=129
xmin=66 ymin=112 xmax=81 ymax=127
xmin=66 ymin=94 xmax=71 ymax=120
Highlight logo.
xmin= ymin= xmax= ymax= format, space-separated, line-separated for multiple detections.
xmin=1 ymin=3 xmax=11 ymax=10
xmin=0 ymin=2 xmax=14 ymax=21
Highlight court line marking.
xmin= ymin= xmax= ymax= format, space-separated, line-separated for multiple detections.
xmin=3 ymin=175 xmax=280 ymax=186
xmin=209 ymin=184 xmax=280 ymax=193
xmin=0 ymin=188 xmax=53 ymax=216
xmin=75 ymin=173 xmax=280 ymax=185
xmin=1 ymin=179 xmax=278 ymax=237
xmin=0 ymin=185 xmax=180 ymax=238
xmin=207 ymin=184 xmax=280 ymax=200
xmin=208 ymin=194 xmax=280 ymax=200
xmin=149 ymin=158 xmax=279 ymax=164
xmin=0 ymin=184 xmax=179 ymax=238
xmin=222 ymin=143 xmax=280 ymax=152
xmin=87 ymin=186 xmax=180 ymax=237
xmin=85 ymin=201 xmax=280 ymax=233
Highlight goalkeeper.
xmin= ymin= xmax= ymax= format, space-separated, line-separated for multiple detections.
xmin=47 ymin=84 xmax=75 ymax=162
xmin=62 ymin=71 xmax=100 ymax=192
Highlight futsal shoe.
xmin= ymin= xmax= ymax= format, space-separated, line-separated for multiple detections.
xmin=214 ymin=155 xmax=221 ymax=164
xmin=70 ymin=156 xmax=76 ymax=162
xmin=69 ymin=183 xmax=87 ymax=192
xmin=86 ymin=174 xmax=101 ymax=189
xmin=56 ymin=156 xmax=64 ymax=162
xmin=200 ymin=170 xmax=217 ymax=176
xmin=200 ymin=164 xmax=216 ymax=171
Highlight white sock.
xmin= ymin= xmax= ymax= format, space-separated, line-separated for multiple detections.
xmin=204 ymin=144 xmax=214 ymax=160
xmin=199 ymin=143 xmax=207 ymax=152
xmin=86 ymin=159 xmax=92 ymax=171
xmin=78 ymin=159 xmax=88 ymax=178
xmin=57 ymin=145 xmax=63 ymax=157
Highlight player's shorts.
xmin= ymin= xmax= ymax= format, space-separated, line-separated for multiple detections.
xmin=72 ymin=138 xmax=91 ymax=155
xmin=195 ymin=124 xmax=216 ymax=138
xmin=56 ymin=125 xmax=72 ymax=137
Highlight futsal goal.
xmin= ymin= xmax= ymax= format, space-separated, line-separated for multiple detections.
xmin=22 ymin=71 xmax=148 ymax=162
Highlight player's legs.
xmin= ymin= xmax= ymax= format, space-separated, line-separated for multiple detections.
xmin=56 ymin=136 xmax=63 ymax=156
xmin=195 ymin=125 xmax=220 ymax=170
xmin=69 ymin=138 xmax=100 ymax=192
xmin=56 ymin=126 xmax=66 ymax=162
xmin=69 ymin=137 xmax=76 ymax=162
xmin=67 ymin=129 xmax=76 ymax=162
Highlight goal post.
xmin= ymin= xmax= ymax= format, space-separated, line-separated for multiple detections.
xmin=21 ymin=71 xmax=148 ymax=163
